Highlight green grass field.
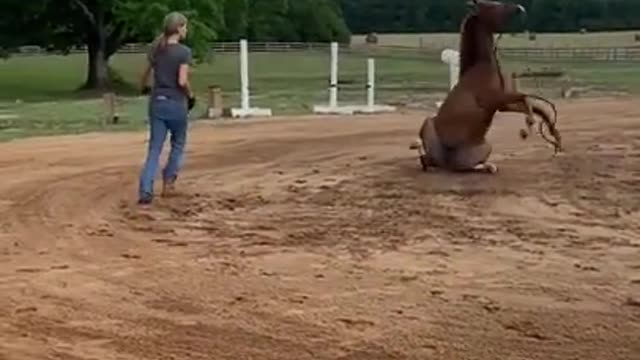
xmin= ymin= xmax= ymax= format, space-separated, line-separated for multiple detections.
xmin=1 ymin=39 xmax=639 ymax=141
xmin=352 ymin=30 xmax=640 ymax=49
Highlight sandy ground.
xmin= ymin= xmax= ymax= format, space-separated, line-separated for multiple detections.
xmin=1 ymin=97 xmax=639 ymax=360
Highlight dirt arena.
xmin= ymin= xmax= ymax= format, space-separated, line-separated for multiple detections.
xmin=1 ymin=97 xmax=639 ymax=359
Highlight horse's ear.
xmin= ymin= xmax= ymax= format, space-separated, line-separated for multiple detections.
xmin=466 ymin=0 xmax=479 ymax=12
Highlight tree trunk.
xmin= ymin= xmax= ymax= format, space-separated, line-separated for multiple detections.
xmin=83 ymin=38 xmax=110 ymax=90
xmin=79 ymin=1 xmax=122 ymax=92
xmin=81 ymin=20 xmax=123 ymax=90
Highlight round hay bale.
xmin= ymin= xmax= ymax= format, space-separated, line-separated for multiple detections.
xmin=365 ymin=32 xmax=378 ymax=44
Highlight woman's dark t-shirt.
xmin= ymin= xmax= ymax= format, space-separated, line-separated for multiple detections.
xmin=148 ymin=43 xmax=192 ymax=101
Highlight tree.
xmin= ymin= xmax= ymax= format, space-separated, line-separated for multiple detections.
xmin=247 ymin=0 xmax=292 ymax=42
xmin=289 ymin=0 xmax=351 ymax=43
xmin=338 ymin=0 xmax=640 ymax=34
xmin=221 ymin=0 xmax=249 ymax=40
xmin=1 ymin=0 xmax=350 ymax=92
xmin=0 ymin=0 xmax=49 ymax=57
xmin=208 ymin=0 xmax=351 ymax=43
xmin=1 ymin=0 xmax=224 ymax=90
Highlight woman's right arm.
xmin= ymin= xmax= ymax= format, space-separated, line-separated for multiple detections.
xmin=178 ymin=47 xmax=194 ymax=99
xmin=178 ymin=63 xmax=193 ymax=98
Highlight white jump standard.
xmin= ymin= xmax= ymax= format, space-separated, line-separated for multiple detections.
xmin=436 ymin=48 xmax=460 ymax=109
xmin=230 ymin=39 xmax=272 ymax=118
xmin=358 ymin=58 xmax=396 ymax=113
xmin=441 ymin=48 xmax=460 ymax=90
xmin=313 ymin=43 xmax=351 ymax=114
xmin=313 ymin=42 xmax=395 ymax=115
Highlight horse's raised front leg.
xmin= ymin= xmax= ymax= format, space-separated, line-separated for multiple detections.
xmin=476 ymin=91 xmax=562 ymax=152
xmin=497 ymin=94 xmax=563 ymax=152
xmin=498 ymin=97 xmax=537 ymax=139
xmin=501 ymin=73 xmax=534 ymax=138
xmin=476 ymin=91 xmax=534 ymax=136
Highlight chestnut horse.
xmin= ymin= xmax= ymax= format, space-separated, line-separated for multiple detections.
xmin=411 ymin=0 xmax=562 ymax=173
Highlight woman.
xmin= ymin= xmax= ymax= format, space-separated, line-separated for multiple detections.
xmin=138 ymin=11 xmax=196 ymax=205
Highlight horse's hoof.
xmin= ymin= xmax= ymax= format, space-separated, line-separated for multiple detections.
xmin=519 ymin=128 xmax=529 ymax=139
xmin=485 ymin=163 xmax=498 ymax=174
xmin=419 ymin=155 xmax=429 ymax=171
xmin=525 ymin=115 xmax=535 ymax=127
xmin=475 ymin=162 xmax=498 ymax=174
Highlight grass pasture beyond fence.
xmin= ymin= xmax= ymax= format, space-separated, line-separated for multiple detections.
xmin=1 ymin=34 xmax=639 ymax=141
xmin=351 ymin=30 xmax=640 ymax=49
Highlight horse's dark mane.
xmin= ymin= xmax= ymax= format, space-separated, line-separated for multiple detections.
xmin=459 ymin=14 xmax=495 ymax=77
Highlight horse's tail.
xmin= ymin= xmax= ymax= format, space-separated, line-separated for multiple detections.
xmin=528 ymin=95 xmax=563 ymax=153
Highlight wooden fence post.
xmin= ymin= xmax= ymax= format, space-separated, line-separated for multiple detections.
xmin=103 ymin=92 xmax=119 ymax=125
xmin=207 ymin=85 xmax=223 ymax=118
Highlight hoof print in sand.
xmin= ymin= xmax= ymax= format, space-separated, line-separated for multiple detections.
xmin=16 ymin=268 xmax=43 ymax=274
xmin=152 ymin=238 xmax=189 ymax=247
xmin=398 ymin=274 xmax=420 ymax=282
xmin=85 ymin=223 xmax=115 ymax=237
xmin=259 ymin=270 xmax=277 ymax=277
xmin=482 ymin=300 xmax=501 ymax=313
xmin=50 ymin=264 xmax=69 ymax=270
xmin=337 ymin=318 xmax=375 ymax=331
xmin=14 ymin=306 xmax=38 ymax=314
xmin=574 ymin=263 xmax=599 ymax=272
xmin=462 ymin=294 xmax=500 ymax=313
xmin=625 ymin=296 xmax=640 ymax=308
xmin=288 ymin=294 xmax=309 ymax=304
xmin=503 ymin=321 xmax=549 ymax=341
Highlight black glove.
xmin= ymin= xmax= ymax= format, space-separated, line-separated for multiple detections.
xmin=187 ymin=95 xmax=196 ymax=111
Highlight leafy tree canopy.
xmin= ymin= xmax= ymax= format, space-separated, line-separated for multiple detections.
xmin=2 ymin=0 xmax=638 ymax=91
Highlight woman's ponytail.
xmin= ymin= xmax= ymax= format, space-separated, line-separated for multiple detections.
xmin=148 ymin=33 xmax=168 ymax=64
xmin=148 ymin=12 xmax=188 ymax=64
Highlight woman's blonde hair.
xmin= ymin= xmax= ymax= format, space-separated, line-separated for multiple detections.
xmin=148 ymin=11 xmax=188 ymax=63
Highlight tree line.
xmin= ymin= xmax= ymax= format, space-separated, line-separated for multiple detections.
xmin=2 ymin=0 xmax=638 ymax=91
xmin=1 ymin=0 xmax=350 ymax=90
xmin=341 ymin=0 xmax=640 ymax=34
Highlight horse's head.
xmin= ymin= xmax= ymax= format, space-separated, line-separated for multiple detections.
xmin=466 ymin=0 xmax=526 ymax=33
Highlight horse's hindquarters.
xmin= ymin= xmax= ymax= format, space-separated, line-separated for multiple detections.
xmin=420 ymin=116 xmax=493 ymax=171
xmin=419 ymin=116 xmax=448 ymax=168
xmin=449 ymin=141 xmax=492 ymax=171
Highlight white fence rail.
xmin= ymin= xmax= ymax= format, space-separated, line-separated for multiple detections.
xmin=5 ymin=42 xmax=640 ymax=62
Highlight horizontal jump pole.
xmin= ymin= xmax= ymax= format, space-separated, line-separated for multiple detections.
xmin=514 ymin=70 xmax=566 ymax=78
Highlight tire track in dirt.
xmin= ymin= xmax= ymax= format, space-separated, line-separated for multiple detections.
xmin=1 ymin=98 xmax=640 ymax=359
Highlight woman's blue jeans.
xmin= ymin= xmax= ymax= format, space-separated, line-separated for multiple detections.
xmin=138 ymin=95 xmax=188 ymax=199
